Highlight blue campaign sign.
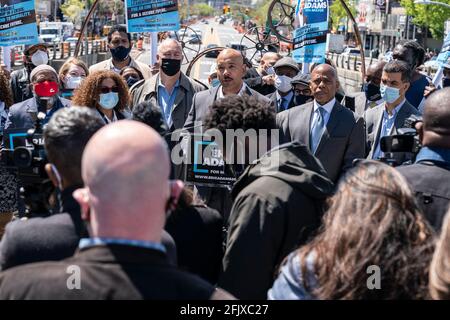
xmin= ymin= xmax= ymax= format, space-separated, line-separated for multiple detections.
xmin=292 ymin=0 xmax=329 ymax=64
xmin=125 ymin=0 xmax=180 ymax=33
xmin=0 ymin=0 xmax=39 ymax=47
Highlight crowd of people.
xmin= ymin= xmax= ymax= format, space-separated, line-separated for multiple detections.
xmin=0 ymin=23 xmax=449 ymax=300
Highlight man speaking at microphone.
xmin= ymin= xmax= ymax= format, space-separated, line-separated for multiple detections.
xmin=3 ymin=65 xmax=71 ymax=132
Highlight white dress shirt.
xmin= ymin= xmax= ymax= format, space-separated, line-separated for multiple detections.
xmin=217 ymin=82 xmax=248 ymax=99
xmin=310 ymin=97 xmax=336 ymax=132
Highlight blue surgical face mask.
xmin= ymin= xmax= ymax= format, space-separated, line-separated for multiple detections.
xmin=211 ymin=78 xmax=220 ymax=87
xmin=380 ymin=84 xmax=400 ymax=104
xmin=99 ymin=92 xmax=119 ymax=109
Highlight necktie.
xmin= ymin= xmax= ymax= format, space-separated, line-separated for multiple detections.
xmin=279 ymin=97 xmax=287 ymax=112
xmin=310 ymin=107 xmax=326 ymax=154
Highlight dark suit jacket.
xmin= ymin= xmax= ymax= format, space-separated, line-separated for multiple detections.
xmin=266 ymin=91 xmax=296 ymax=113
xmin=364 ymin=100 xmax=421 ymax=164
xmin=4 ymin=96 xmax=71 ymax=131
xmin=0 ymin=245 xmax=215 ymax=300
xmin=165 ymin=205 xmax=223 ymax=284
xmin=0 ymin=187 xmax=178 ymax=270
xmin=244 ymin=68 xmax=276 ymax=96
xmin=277 ymin=100 xmax=366 ymax=182
xmin=131 ymin=72 xmax=205 ymax=131
xmin=183 ymin=85 xmax=272 ymax=130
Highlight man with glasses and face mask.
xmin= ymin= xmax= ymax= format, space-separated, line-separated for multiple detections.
xmin=10 ymin=43 xmax=49 ymax=104
xmin=3 ymin=65 xmax=71 ymax=134
xmin=89 ymin=25 xmax=152 ymax=80
xmin=131 ymin=39 xmax=206 ymax=132
xmin=291 ymin=73 xmax=313 ymax=106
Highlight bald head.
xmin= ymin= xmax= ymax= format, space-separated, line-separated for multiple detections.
xmin=259 ymin=52 xmax=282 ymax=74
xmin=216 ymin=49 xmax=246 ymax=93
xmin=80 ymin=120 xmax=171 ymax=240
xmin=421 ymin=88 xmax=450 ymax=148
xmin=217 ymin=49 xmax=244 ymax=64
xmin=158 ymin=38 xmax=182 ymax=55
xmin=366 ymin=60 xmax=386 ymax=85
xmin=310 ymin=64 xmax=339 ymax=104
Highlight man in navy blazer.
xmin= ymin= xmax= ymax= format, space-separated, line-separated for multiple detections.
xmin=277 ymin=64 xmax=366 ymax=182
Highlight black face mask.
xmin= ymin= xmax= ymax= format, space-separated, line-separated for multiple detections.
xmin=161 ymin=58 xmax=181 ymax=76
xmin=110 ymin=46 xmax=131 ymax=62
xmin=443 ymin=77 xmax=450 ymax=88
xmin=362 ymin=82 xmax=381 ymax=101
xmin=294 ymin=94 xmax=312 ymax=106
xmin=126 ymin=76 xmax=139 ymax=88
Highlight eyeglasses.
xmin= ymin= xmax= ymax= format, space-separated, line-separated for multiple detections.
xmin=294 ymin=88 xmax=312 ymax=95
xmin=100 ymin=86 xmax=119 ymax=94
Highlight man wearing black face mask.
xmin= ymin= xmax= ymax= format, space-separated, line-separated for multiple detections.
xmin=291 ymin=73 xmax=313 ymax=106
xmin=131 ymin=39 xmax=206 ymax=132
xmin=343 ymin=61 xmax=386 ymax=117
xmin=89 ymin=25 xmax=152 ymax=80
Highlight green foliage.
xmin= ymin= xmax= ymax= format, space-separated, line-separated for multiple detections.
xmin=330 ymin=0 xmax=357 ymax=32
xmin=253 ymin=0 xmax=272 ymax=26
xmin=401 ymin=0 xmax=450 ymax=39
xmin=60 ymin=0 xmax=84 ymax=24
xmin=193 ymin=3 xmax=215 ymax=17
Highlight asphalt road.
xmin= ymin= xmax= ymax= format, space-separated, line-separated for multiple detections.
xmin=136 ymin=18 xmax=259 ymax=86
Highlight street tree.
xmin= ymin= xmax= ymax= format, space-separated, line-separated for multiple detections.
xmin=401 ymin=0 xmax=450 ymax=39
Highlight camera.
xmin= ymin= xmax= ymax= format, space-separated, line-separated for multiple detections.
xmin=379 ymin=114 xmax=423 ymax=166
xmin=1 ymin=112 xmax=54 ymax=216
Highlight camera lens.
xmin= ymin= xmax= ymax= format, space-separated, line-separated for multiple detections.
xmin=13 ymin=147 xmax=33 ymax=168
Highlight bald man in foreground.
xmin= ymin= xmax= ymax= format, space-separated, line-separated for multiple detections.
xmin=0 ymin=121 xmax=234 ymax=300
xmin=183 ymin=48 xmax=271 ymax=131
xmin=277 ymin=64 xmax=366 ymax=182
xmin=397 ymin=88 xmax=450 ymax=232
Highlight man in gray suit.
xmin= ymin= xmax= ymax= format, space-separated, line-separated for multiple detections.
xmin=365 ymin=60 xmax=421 ymax=164
xmin=131 ymin=39 xmax=206 ymax=132
xmin=343 ymin=60 xmax=386 ymax=117
xmin=266 ymin=56 xmax=299 ymax=112
xmin=277 ymin=64 xmax=365 ymax=182
xmin=183 ymin=49 xmax=271 ymax=131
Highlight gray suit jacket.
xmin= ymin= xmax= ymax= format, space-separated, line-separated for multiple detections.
xmin=266 ymin=91 xmax=296 ymax=113
xmin=4 ymin=97 xmax=71 ymax=131
xmin=131 ymin=72 xmax=206 ymax=131
xmin=276 ymin=101 xmax=366 ymax=182
xmin=364 ymin=100 xmax=421 ymax=163
xmin=183 ymin=85 xmax=272 ymax=131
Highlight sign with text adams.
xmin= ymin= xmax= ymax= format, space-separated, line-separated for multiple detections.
xmin=292 ymin=0 xmax=329 ymax=64
xmin=0 ymin=0 xmax=39 ymax=46
xmin=185 ymin=134 xmax=237 ymax=188
xmin=125 ymin=0 xmax=180 ymax=33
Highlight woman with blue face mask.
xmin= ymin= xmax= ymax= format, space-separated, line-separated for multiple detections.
xmin=72 ymin=70 xmax=131 ymax=124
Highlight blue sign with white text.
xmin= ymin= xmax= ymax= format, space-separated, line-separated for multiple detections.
xmin=292 ymin=0 xmax=329 ymax=64
xmin=125 ymin=0 xmax=180 ymax=33
xmin=0 ymin=0 xmax=39 ymax=47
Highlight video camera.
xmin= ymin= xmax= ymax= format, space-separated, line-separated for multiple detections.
xmin=379 ymin=114 xmax=423 ymax=166
xmin=1 ymin=112 xmax=54 ymax=216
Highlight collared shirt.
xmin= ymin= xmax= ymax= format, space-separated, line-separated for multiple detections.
xmin=415 ymin=146 xmax=450 ymax=166
xmin=217 ymin=82 xmax=248 ymax=99
xmin=97 ymin=109 xmax=118 ymax=124
xmin=366 ymin=98 xmax=384 ymax=109
xmin=372 ymin=99 xmax=406 ymax=160
xmin=158 ymin=78 xmax=180 ymax=126
xmin=79 ymin=237 xmax=166 ymax=253
xmin=107 ymin=58 xmax=132 ymax=74
xmin=276 ymin=90 xmax=294 ymax=112
xmin=310 ymin=98 xmax=335 ymax=132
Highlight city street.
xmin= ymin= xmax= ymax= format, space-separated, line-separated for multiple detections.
xmin=135 ymin=18 xmax=258 ymax=85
